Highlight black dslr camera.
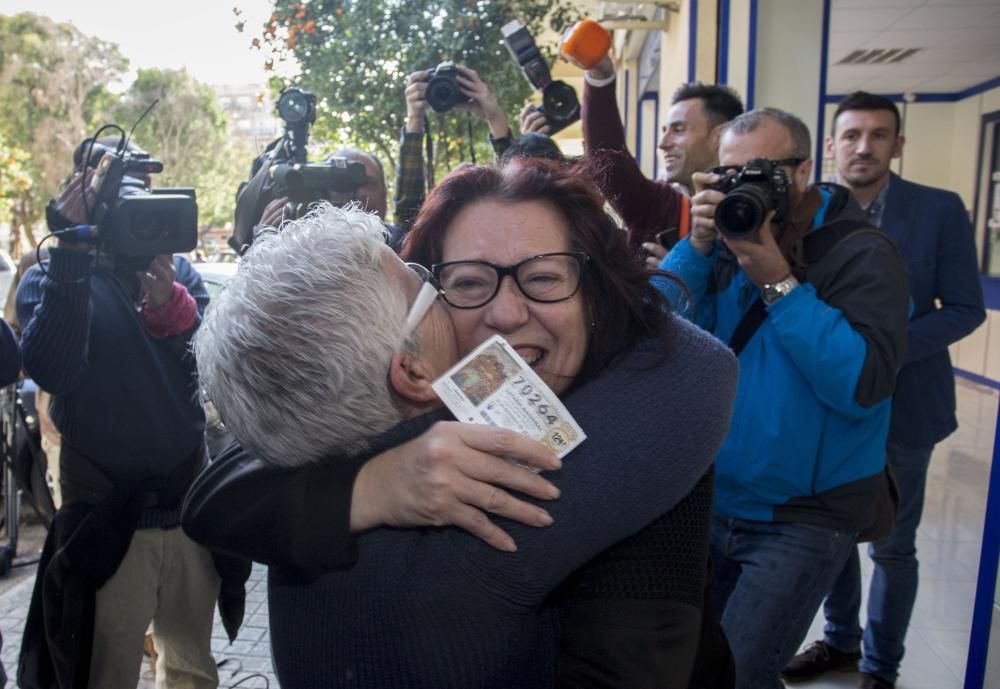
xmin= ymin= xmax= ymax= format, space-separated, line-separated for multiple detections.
xmin=423 ymin=62 xmax=469 ymax=113
xmin=63 ymin=138 xmax=197 ymax=261
xmin=502 ymin=20 xmax=580 ymax=135
xmin=711 ymin=158 xmax=791 ymax=240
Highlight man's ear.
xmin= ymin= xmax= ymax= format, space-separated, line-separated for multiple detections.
xmin=388 ymin=351 xmax=439 ymax=405
xmin=893 ymin=134 xmax=906 ymax=159
xmin=824 ymin=135 xmax=835 ymax=159
xmin=709 ymin=122 xmax=725 ymax=152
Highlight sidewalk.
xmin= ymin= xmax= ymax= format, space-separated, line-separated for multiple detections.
xmin=0 ymin=520 xmax=279 ymax=689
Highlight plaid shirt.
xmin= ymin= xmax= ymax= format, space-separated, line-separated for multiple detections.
xmin=393 ymin=128 xmax=511 ymax=231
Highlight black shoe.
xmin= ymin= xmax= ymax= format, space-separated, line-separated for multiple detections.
xmin=781 ymin=640 xmax=861 ymax=682
xmin=860 ymin=672 xmax=894 ymax=689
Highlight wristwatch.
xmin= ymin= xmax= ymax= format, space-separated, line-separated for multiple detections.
xmin=762 ymin=275 xmax=800 ymax=305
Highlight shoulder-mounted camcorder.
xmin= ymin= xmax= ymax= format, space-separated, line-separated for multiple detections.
xmin=58 ymin=138 xmax=198 ymax=262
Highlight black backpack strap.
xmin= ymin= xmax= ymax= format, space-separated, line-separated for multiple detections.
xmin=728 ymin=297 xmax=767 ymax=356
xmin=800 ymin=218 xmax=873 ymax=264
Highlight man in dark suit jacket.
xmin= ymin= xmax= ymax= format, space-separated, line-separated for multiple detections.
xmin=783 ymin=92 xmax=986 ymax=689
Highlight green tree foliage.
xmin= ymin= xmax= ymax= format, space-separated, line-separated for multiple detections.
xmin=0 ymin=12 xmax=127 ymax=245
xmin=111 ymin=68 xmax=240 ymax=228
xmin=257 ymin=0 xmax=579 ymax=179
xmin=0 ymin=134 xmax=32 ymax=219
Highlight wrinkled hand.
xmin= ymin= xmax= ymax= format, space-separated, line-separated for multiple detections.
xmin=404 ymin=71 xmax=430 ymax=132
xmin=688 ymin=171 xmax=728 ymax=256
xmin=641 ymin=241 xmax=668 ymax=270
xmin=350 ymin=421 xmax=562 ymax=552
xmin=722 ymin=211 xmax=792 ymax=288
xmin=453 ymin=65 xmax=508 ymax=137
xmin=258 ymin=197 xmax=289 ymax=229
xmin=138 ymin=255 xmax=177 ymax=310
xmin=519 ymin=103 xmax=551 ymax=135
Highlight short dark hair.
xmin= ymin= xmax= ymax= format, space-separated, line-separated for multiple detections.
xmin=671 ymin=82 xmax=745 ymax=127
xmin=401 ymin=160 xmax=673 ymax=389
xmin=833 ymin=91 xmax=901 ymax=136
xmin=500 ymin=132 xmax=564 ymax=165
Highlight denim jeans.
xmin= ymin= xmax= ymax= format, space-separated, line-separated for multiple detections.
xmin=711 ymin=514 xmax=859 ymax=689
xmin=822 ymin=442 xmax=935 ymax=682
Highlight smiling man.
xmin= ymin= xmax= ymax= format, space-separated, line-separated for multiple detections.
xmin=577 ymin=55 xmax=743 ymax=258
xmin=783 ymin=92 xmax=986 ymax=689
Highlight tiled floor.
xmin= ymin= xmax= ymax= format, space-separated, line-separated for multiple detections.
xmin=793 ymin=378 xmax=999 ymax=689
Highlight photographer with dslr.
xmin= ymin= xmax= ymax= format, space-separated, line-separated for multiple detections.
xmin=656 ymin=108 xmax=909 ymax=689
xmin=395 ymin=64 xmax=516 ymax=230
xmin=15 ymin=139 xmax=220 ymax=689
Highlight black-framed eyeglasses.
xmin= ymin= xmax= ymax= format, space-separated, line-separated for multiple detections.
xmin=708 ymin=157 xmax=807 ymax=177
xmin=431 ymin=252 xmax=589 ymax=310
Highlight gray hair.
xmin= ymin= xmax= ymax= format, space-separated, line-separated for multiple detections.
xmin=722 ymin=107 xmax=812 ymax=159
xmin=194 ymin=203 xmax=410 ymax=468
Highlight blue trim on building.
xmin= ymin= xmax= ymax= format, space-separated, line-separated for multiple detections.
xmin=964 ymin=397 xmax=1000 ymax=689
xmin=825 ymin=75 xmax=1000 ymax=104
xmin=718 ymin=0 xmax=730 ymax=85
xmin=816 ymin=0 xmax=832 ymax=181
xmin=981 ymin=276 xmax=1000 ymax=310
xmin=747 ymin=0 xmax=758 ymax=110
xmin=955 ymin=368 xmax=1000 ymax=392
xmin=688 ymin=0 xmax=698 ymax=83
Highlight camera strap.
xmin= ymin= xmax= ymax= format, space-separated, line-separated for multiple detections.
xmin=728 ymin=298 xmax=767 ymax=357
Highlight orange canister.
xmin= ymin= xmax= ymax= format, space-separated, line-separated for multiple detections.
xmin=560 ymin=19 xmax=612 ymax=70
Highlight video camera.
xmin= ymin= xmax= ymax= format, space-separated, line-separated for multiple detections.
xmin=710 ymin=158 xmax=791 ymax=240
xmin=502 ymin=20 xmax=580 ymax=135
xmin=51 ymin=137 xmax=198 ymax=263
xmin=230 ymin=87 xmax=370 ymax=253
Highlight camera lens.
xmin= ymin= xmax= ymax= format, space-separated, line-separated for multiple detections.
xmin=542 ymin=81 xmax=580 ymax=122
xmin=715 ymin=187 xmax=769 ymax=239
xmin=278 ymin=90 xmax=309 ymax=124
xmin=426 ymin=78 xmax=461 ymax=112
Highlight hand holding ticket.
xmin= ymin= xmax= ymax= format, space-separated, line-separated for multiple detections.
xmin=432 ymin=335 xmax=587 ymax=459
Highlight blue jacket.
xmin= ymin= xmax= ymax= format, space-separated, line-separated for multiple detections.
xmin=878 ymin=174 xmax=985 ymax=448
xmin=661 ymin=184 xmax=910 ymax=527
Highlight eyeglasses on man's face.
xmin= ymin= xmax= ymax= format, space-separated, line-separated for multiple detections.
xmin=402 ymin=262 xmax=443 ymax=337
xmin=431 ymin=252 xmax=588 ymax=310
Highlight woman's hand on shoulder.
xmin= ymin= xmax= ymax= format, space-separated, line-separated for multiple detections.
xmin=350 ymin=421 xmax=562 ymax=552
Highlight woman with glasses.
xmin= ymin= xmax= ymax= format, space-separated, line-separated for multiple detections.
xmin=186 ymin=161 xmax=737 ymax=688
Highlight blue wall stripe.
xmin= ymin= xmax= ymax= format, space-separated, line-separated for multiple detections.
xmin=717 ymin=0 xmax=730 ymax=85
xmin=815 ymin=0 xmax=832 ymax=181
xmin=825 ymin=75 xmax=1000 ymax=104
xmin=963 ymin=387 xmax=1000 ymax=689
xmin=747 ymin=0 xmax=758 ymax=109
xmin=688 ymin=0 xmax=698 ymax=83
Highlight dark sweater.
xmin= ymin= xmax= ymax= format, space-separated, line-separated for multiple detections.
xmin=16 ymin=249 xmax=208 ymax=488
xmin=268 ymin=319 xmax=738 ymax=688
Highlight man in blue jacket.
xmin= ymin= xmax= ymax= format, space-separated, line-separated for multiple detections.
xmin=659 ymin=107 xmax=910 ymax=689
xmin=783 ymin=93 xmax=986 ymax=689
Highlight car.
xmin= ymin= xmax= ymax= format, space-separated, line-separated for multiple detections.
xmin=192 ymin=260 xmax=239 ymax=300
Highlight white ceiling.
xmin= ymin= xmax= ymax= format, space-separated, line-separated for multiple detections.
xmin=828 ymin=0 xmax=1000 ymax=95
